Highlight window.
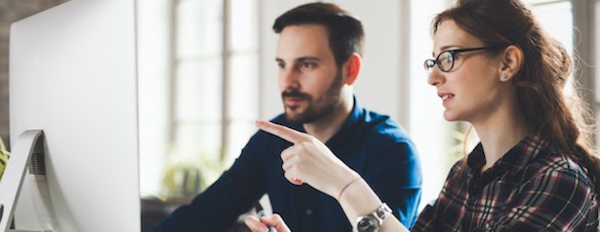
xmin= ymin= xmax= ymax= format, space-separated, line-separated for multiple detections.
xmin=171 ymin=0 xmax=260 ymax=185
xmin=171 ymin=0 xmax=224 ymax=182
xmin=138 ymin=0 xmax=260 ymax=196
xmin=408 ymin=0 xmax=454 ymax=210
xmin=527 ymin=0 xmax=574 ymax=95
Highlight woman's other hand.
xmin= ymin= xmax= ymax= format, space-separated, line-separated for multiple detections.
xmin=244 ymin=214 xmax=291 ymax=232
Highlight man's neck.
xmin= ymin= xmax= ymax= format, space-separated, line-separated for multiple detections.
xmin=303 ymin=98 xmax=354 ymax=143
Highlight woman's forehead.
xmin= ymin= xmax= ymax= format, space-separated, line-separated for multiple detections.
xmin=433 ymin=19 xmax=483 ymax=52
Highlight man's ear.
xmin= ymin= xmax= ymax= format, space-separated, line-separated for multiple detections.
xmin=343 ymin=53 xmax=362 ymax=85
xmin=499 ymin=45 xmax=523 ymax=82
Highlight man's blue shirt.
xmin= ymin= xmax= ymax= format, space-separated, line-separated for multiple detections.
xmin=147 ymin=99 xmax=422 ymax=232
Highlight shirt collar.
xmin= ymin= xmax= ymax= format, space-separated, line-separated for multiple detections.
xmin=467 ymin=134 xmax=549 ymax=175
xmin=325 ymin=96 xmax=363 ymax=148
xmin=282 ymin=95 xmax=363 ymax=143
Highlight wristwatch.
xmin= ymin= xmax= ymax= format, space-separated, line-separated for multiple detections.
xmin=355 ymin=203 xmax=392 ymax=232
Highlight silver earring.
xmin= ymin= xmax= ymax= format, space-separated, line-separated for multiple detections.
xmin=502 ymin=73 xmax=508 ymax=79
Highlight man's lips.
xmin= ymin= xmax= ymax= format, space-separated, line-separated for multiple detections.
xmin=284 ymin=97 xmax=306 ymax=105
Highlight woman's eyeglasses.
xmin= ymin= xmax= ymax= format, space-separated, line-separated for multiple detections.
xmin=423 ymin=46 xmax=505 ymax=73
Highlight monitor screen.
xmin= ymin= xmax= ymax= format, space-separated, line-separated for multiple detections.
xmin=6 ymin=0 xmax=141 ymax=231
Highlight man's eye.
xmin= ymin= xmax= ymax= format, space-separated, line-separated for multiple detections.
xmin=302 ymin=62 xmax=315 ymax=69
xmin=277 ymin=62 xmax=285 ymax=69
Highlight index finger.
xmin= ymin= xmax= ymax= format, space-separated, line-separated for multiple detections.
xmin=256 ymin=120 xmax=308 ymax=144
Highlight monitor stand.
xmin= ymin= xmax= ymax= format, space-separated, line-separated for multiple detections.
xmin=0 ymin=130 xmax=49 ymax=232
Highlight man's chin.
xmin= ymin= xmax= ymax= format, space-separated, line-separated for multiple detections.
xmin=284 ymin=112 xmax=312 ymax=124
xmin=284 ymin=113 xmax=302 ymax=123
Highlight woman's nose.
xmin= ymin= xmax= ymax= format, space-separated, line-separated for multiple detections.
xmin=427 ymin=67 xmax=445 ymax=86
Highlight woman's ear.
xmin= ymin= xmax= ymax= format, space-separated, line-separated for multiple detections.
xmin=499 ymin=45 xmax=523 ymax=82
xmin=343 ymin=53 xmax=362 ymax=85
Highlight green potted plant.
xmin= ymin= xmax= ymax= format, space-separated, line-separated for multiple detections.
xmin=0 ymin=136 xmax=9 ymax=181
xmin=160 ymin=160 xmax=205 ymax=201
xmin=159 ymin=147 xmax=227 ymax=201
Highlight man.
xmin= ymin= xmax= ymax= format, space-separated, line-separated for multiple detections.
xmin=147 ymin=3 xmax=422 ymax=232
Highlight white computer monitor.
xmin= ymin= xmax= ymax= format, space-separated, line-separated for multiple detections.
xmin=0 ymin=0 xmax=141 ymax=231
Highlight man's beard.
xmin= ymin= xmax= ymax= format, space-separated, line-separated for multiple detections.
xmin=282 ymin=71 xmax=344 ymax=124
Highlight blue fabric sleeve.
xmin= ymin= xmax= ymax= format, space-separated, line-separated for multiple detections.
xmin=364 ymin=139 xmax=422 ymax=229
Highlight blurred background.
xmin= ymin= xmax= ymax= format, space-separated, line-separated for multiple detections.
xmin=1 ymin=0 xmax=598 ymax=229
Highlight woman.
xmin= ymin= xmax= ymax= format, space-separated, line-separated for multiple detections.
xmin=246 ymin=0 xmax=600 ymax=231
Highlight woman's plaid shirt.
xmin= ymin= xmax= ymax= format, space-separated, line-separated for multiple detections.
xmin=413 ymin=135 xmax=599 ymax=231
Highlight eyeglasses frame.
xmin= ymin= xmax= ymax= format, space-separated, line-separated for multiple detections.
xmin=424 ymin=45 xmax=507 ymax=73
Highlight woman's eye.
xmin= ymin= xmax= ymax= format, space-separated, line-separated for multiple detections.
xmin=443 ymin=53 xmax=454 ymax=64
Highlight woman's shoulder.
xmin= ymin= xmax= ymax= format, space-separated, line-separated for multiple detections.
xmin=505 ymin=149 xmax=599 ymax=230
xmin=528 ymin=149 xmax=595 ymax=187
xmin=447 ymin=158 xmax=466 ymax=178
xmin=517 ymin=148 xmax=597 ymax=210
xmin=436 ymin=158 xmax=469 ymax=191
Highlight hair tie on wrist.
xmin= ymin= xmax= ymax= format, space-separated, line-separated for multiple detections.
xmin=338 ymin=177 xmax=362 ymax=201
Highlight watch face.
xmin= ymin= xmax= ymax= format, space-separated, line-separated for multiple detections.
xmin=357 ymin=216 xmax=380 ymax=232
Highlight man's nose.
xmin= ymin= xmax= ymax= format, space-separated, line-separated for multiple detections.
xmin=281 ymin=68 xmax=300 ymax=89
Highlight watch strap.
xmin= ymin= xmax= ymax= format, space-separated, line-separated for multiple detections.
xmin=373 ymin=202 xmax=392 ymax=222
xmin=356 ymin=202 xmax=392 ymax=232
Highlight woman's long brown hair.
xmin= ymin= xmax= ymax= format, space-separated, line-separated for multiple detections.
xmin=433 ymin=0 xmax=600 ymax=202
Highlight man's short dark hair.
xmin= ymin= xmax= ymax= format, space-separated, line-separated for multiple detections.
xmin=273 ymin=3 xmax=364 ymax=67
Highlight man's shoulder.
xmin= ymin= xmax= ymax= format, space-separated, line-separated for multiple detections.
xmin=240 ymin=114 xmax=293 ymax=156
xmin=362 ymin=109 xmax=411 ymax=142
xmin=269 ymin=113 xmax=301 ymax=128
xmin=269 ymin=113 xmax=287 ymax=124
xmin=245 ymin=114 xmax=286 ymax=142
xmin=249 ymin=113 xmax=297 ymax=142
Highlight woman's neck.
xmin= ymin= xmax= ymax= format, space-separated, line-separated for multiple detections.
xmin=471 ymin=102 xmax=529 ymax=172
